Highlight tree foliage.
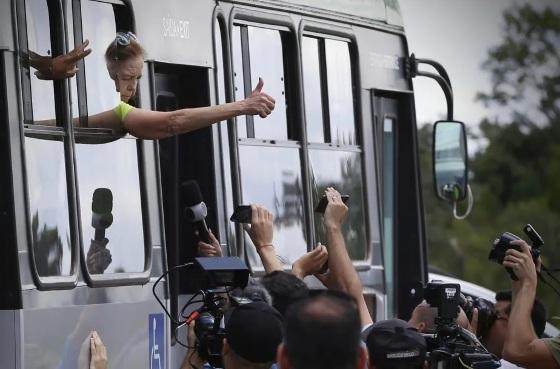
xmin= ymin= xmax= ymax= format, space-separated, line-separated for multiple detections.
xmin=421 ymin=4 xmax=560 ymax=323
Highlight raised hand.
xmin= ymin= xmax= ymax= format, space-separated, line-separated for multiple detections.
xmin=242 ymin=78 xmax=276 ymax=118
xmin=30 ymin=40 xmax=92 ymax=80
xmin=89 ymin=331 xmax=108 ymax=369
xmin=323 ymin=187 xmax=348 ymax=229
xmin=292 ymin=244 xmax=328 ymax=280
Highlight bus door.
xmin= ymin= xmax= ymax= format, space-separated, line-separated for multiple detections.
xmin=373 ymin=92 xmax=426 ymax=319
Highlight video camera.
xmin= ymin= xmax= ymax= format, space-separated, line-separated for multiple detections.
xmin=489 ymin=224 xmax=543 ymax=280
xmin=422 ymin=281 xmax=501 ymax=369
xmin=152 ymin=257 xmax=250 ymax=368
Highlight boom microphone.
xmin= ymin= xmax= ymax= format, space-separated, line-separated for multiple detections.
xmin=182 ymin=180 xmax=210 ymax=243
xmin=92 ymin=188 xmax=113 ymax=242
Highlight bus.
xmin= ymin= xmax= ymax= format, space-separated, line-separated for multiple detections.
xmin=0 ymin=0 xmax=466 ymax=368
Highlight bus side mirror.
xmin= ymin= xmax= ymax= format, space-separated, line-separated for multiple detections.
xmin=432 ymin=120 xmax=468 ymax=202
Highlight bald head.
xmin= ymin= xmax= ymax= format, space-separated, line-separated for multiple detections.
xmin=408 ymin=301 xmax=438 ymax=333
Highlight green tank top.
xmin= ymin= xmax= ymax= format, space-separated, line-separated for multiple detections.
xmin=113 ymin=101 xmax=134 ymax=122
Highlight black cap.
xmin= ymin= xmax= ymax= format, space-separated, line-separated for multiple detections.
xmin=363 ymin=319 xmax=426 ymax=369
xmin=225 ymin=302 xmax=283 ymax=363
xmin=181 ymin=180 xmax=203 ymax=206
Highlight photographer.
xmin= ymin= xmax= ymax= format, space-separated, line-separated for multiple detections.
xmin=277 ymin=291 xmax=367 ymax=369
xmin=182 ymin=302 xmax=283 ymax=369
xmin=363 ymin=319 xmax=427 ymax=369
xmin=501 ymin=240 xmax=560 ymax=369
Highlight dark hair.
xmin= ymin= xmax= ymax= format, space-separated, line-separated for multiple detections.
xmin=261 ymin=271 xmax=309 ymax=316
xmin=284 ymin=291 xmax=361 ymax=369
xmin=495 ymin=290 xmax=547 ymax=337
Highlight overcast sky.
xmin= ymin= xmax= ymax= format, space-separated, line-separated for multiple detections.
xmin=398 ymin=0 xmax=560 ymax=132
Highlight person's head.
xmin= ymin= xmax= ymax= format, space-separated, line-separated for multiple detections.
xmin=229 ymin=278 xmax=273 ymax=307
xmin=104 ymin=31 xmax=145 ymax=103
xmin=278 ymin=290 xmax=366 ymax=369
xmin=223 ymin=302 xmax=283 ymax=369
xmin=408 ymin=301 xmax=437 ymax=333
xmin=260 ymin=271 xmax=309 ymax=316
xmin=483 ymin=290 xmax=547 ymax=358
xmin=364 ymin=319 xmax=427 ymax=369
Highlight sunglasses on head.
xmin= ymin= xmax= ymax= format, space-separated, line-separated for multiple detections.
xmin=114 ymin=31 xmax=137 ymax=47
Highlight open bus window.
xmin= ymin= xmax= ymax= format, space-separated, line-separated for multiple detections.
xmin=233 ymin=25 xmax=289 ymax=140
xmin=309 ymin=149 xmax=367 ymax=260
xmin=76 ymin=1 xmax=146 ymax=275
xmin=238 ymin=145 xmax=307 ymax=266
xmin=25 ymin=136 xmax=73 ymax=277
xmin=25 ymin=0 xmax=57 ymax=123
xmin=81 ymin=0 xmax=121 ymax=117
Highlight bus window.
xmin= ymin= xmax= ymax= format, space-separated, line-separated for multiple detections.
xmin=232 ymin=23 xmax=305 ymax=266
xmin=303 ymin=35 xmax=367 ymax=260
xmin=25 ymin=136 xmax=73 ymax=277
xmin=310 ymin=149 xmax=367 ymax=260
xmin=81 ymin=0 xmax=120 ymax=117
xmin=76 ymin=1 xmax=146 ymax=276
xmin=25 ymin=0 xmax=56 ymax=123
xmin=239 ymin=144 xmax=306 ymax=265
xmin=22 ymin=0 xmax=74 ymax=278
xmin=325 ymin=39 xmax=356 ymax=145
xmin=301 ymin=37 xmax=324 ymax=143
xmin=75 ymin=139 xmax=145 ymax=274
xmin=247 ymin=26 xmax=288 ymax=140
xmin=232 ymin=25 xmax=288 ymax=140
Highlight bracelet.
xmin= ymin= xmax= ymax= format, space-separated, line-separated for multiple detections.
xmin=257 ymin=243 xmax=274 ymax=249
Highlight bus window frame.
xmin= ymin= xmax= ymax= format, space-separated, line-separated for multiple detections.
xmin=17 ymin=0 xmax=80 ymax=289
xmin=74 ymin=0 xmax=152 ymax=287
xmin=16 ymin=0 xmax=152 ymax=289
xmin=299 ymin=20 xmax=373 ymax=267
xmin=228 ymin=8 xmax=316 ymax=268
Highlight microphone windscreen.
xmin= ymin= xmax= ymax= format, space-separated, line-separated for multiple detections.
xmin=92 ymin=188 xmax=113 ymax=213
xmin=182 ymin=180 xmax=203 ymax=206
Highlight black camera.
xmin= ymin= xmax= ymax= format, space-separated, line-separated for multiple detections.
xmin=459 ymin=294 xmax=496 ymax=340
xmin=489 ymin=224 xmax=543 ymax=280
xmin=423 ymin=281 xmax=500 ymax=369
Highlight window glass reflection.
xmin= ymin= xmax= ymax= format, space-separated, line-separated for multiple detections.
xmin=309 ymin=148 xmax=366 ymax=260
xmin=325 ymin=39 xmax=355 ymax=145
xmin=232 ymin=26 xmax=247 ymax=138
xmin=302 ymin=37 xmax=324 ymax=143
xmin=25 ymin=0 xmax=56 ymax=122
xmin=25 ymin=137 xmax=72 ymax=276
xmin=75 ymin=139 xmax=145 ymax=274
xmin=238 ymin=145 xmax=306 ymax=265
xmin=81 ymin=1 xmax=120 ymax=116
xmin=248 ymin=27 xmax=288 ymax=140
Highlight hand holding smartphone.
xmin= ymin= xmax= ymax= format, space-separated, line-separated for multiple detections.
xmin=314 ymin=194 xmax=350 ymax=213
xmin=230 ymin=205 xmax=252 ymax=223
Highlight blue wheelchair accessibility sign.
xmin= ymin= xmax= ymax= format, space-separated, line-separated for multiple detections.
xmin=149 ymin=313 xmax=165 ymax=369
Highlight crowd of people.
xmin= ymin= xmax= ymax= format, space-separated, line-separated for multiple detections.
xmin=30 ymin=31 xmax=560 ymax=369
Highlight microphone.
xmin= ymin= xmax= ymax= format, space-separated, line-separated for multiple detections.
xmin=182 ymin=180 xmax=210 ymax=243
xmin=92 ymin=188 xmax=113 ymax=242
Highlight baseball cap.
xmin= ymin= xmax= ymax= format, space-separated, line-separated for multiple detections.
xmin=363 ymin=319 xmax=426 ymax=369
xmin=225 ymin=302 xmax=283 ymax=363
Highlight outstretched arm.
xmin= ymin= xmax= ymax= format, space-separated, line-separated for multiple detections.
xmin=502 ymin=240 xmax=558 ymax=369
xmin=316 ymin=187 xmax=373 ymax=327
xmin=121 ymin=78 xmax=275 ymax=139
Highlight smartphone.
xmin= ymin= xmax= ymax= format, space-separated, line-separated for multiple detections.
xmin=230 ymin=205 xmax=252 ymax=223
xmin=314 ymin=194 xmax=350 ymax=213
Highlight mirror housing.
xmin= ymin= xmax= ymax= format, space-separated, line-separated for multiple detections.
xmin=432 ymin=120 xmax=468 ymax=202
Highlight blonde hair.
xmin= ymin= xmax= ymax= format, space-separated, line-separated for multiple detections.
xmin=104 ymin=35 xmax=145 ymax=78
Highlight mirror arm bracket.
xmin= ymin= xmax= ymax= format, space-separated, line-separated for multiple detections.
xmin=405 ymin=53 xmax=454 ymax=120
